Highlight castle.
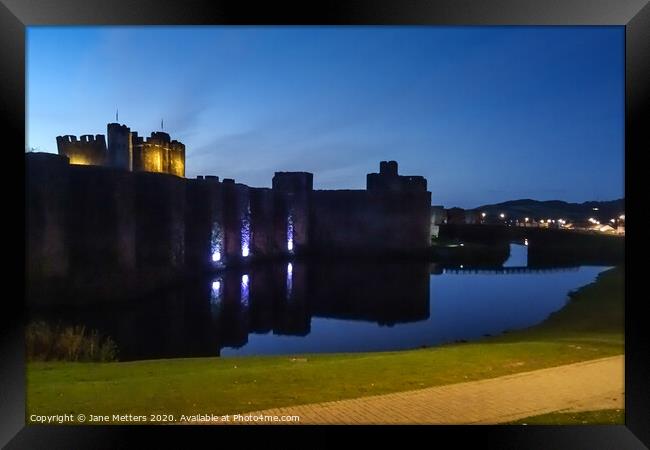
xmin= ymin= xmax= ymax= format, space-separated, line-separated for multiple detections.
xmin=56 ymin=122 xmax=185 ymax=177
xmin=30 ymin=124 xmax=433 ymax=306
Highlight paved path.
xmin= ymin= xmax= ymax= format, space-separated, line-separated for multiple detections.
xmin=241 ymin=355 xmax=624 ymax=425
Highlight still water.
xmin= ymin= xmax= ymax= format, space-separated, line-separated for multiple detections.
xmin=34 ymin=245 xmax=610 ymax=361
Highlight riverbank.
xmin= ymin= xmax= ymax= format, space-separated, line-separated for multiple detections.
xmin=26 ymin=267 xmax=623 ymax=423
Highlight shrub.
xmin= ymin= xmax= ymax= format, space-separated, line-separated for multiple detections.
xmin=26 ymin=321 xmax=118 ymax=362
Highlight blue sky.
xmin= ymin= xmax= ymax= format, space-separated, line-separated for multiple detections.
xmin=26 ymin=26 xmax=624 ymax=208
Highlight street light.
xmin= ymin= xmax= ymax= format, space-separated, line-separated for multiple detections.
xmin=499 ymin=213 xmax=505 ymax=219
xmin=524 ymin=217 xmax=529 ymax=222
xmin=481 ymin=212 xmax=486 ymax=218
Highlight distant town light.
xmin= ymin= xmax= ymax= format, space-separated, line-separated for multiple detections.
xmin=524 ymin=238 xmax=529 ymax=246
xmin=460 ymin=243 xmax=464 ymax=247
xmin=212 ymin=251 xmax=221 ymax=262
xmin=212 ymin=281 xmax=220 ymax=291
xmin=540 ymin=220 xmax=545 ymax=223
xmin=593 ymin=207 xmax=599 ymax=211
xmin=242 ymin=247 xmax=250 ymax=257
xmin=481 ymin=212 xmax=486 ymax=218
xmin=524 ymin=217 xmax=529 ymax=222
xmin=619 ymin=214 xmax=625 ymax=220
xmin=499 ymin=213 xmax=505 ymax=219
xmin=610 ymin=219 xmax=615 ymax=223
xmin=460 ymin=265 xmax=464 ymax=269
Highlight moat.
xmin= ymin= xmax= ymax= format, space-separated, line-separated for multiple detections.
xmin=29 ymin=244 xmax=611 ymax=361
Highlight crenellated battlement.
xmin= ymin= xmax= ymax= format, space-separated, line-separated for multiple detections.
xmin=56 ymin=133 xmax=107 ymax=166
xmin=56 ymin=135 xmax=77 ymax=143
xmin=56 ymin=134 xmax=106 ymax=145
xmin=108 ymin=123 xmax=130 ymax=132
xmin=148 ymin=131 xmax=171 ymax=144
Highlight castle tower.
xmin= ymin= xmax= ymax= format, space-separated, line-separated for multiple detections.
xmin=134 ymin=131 xmax=185 ymax=177
xmin=139 ymin=131 xmax=170 ymax=173
xmin=107 ymin=123 xmax=133 ymax=171
xmin=168 ymin=140 xmax=186 ymax=177
xmin=380 ymin=160 xmax=398 ymax=176
xmin=367 ymin=161 xmax=427 ymax=192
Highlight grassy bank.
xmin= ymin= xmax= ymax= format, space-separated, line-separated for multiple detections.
xmin=27 ymin=267 xmax=623 ymax=420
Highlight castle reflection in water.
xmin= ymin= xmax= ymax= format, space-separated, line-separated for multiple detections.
xmin=36 ymin=261 xmax=431 ymax=361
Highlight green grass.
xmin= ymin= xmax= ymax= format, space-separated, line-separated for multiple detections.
xmin=27 ymin=267 xmax=623 ymax=420
xmin=492 ymin=265 xmax=624 ymax=344
xmin=509 ymin=409 xmax=624 ymax=425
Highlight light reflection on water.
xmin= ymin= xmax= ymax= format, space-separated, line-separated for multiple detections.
xmin=31 ymin=247 xmax=611 ymax=361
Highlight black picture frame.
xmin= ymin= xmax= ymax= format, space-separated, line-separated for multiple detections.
xmin=2 ymin=0 xmax=648 ymax=448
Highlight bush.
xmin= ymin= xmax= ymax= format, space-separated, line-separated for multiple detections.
xmin=26 ymin=321 xmax=118 ymax=362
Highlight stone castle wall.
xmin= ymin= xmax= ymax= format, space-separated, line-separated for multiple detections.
xmin=26 ymin=155 xmax=432 ymax=305
xmin=310 ymin=189 xmax=432 ymax=255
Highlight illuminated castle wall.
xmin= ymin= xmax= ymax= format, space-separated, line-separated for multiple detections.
xmin=27 ymin=154 xmax=432 ymax=306
xmin=132 ymin=131 xmax=186 ymax=176
xmin=56 ymin=123 xmax=185 ymax=177
xmin=55 ymin=134 xmax=107 ymax=166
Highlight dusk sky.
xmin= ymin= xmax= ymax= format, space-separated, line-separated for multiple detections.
xmin=27 ymin=26 xmax=624 ymax=208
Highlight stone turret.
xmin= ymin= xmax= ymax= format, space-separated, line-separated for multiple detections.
xmin=135 ymin=131 xmax=185 ymax=176
xmin=107 ymin=123 xmax=133 ymax=171
xmin=168 ymin=140 xmax=185 ymax=177
xmin=366 ymin=161 xmax=427 ymax=192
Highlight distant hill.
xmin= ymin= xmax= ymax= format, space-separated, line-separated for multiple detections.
xmin=472 ymin=199 xmax=625 ymax=222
